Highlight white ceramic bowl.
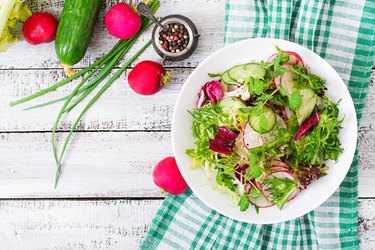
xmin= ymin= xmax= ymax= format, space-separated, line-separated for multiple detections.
xmin=171 ymin=38 xmax=357 ymax=224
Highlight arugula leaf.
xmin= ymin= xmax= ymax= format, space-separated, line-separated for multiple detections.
xmin=238 ymin=194 xmax=250 ymax=212
xmin=263 ymin=177 xmax=297 ymax=209
xmin=288 ymin=91 xmax=302 ymax=110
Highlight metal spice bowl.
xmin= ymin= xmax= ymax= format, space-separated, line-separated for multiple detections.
xmin=152 ymin=15 xmax=199 ymax=62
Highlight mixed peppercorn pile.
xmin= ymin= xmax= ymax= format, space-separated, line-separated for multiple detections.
xmin=158 ymin=22 xmax=189 ymax=53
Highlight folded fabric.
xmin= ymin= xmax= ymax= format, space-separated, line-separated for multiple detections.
xmin=141 ymin=0 xmax=375 ymax=249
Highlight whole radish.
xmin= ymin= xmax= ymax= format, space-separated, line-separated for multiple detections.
xmin=105 ymin=3 xmax=141 ymax=39
xmin=22 ymin=12 xmax=58 ymax=45
xmin=153 ymin=157 xmax=188 ymax=195
xmin=128 ymin=60 xmax=170 ymax=95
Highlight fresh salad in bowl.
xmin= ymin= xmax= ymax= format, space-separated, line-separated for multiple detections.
xmin=186 ymin=47 xmax=344 ymax=213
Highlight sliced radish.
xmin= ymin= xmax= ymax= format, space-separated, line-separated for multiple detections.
xmin=267 ymin=51 xmax=304 ymax=67
xmin=244 ymin=182 xmax=252 ymax=194
xmin=246 ymin=183 xmax=275 ymax=208
xmin=270 ymin=160 xmax=290 ymax=172
xmin=279 ymin=70 xmax=297 ymax=95
xmin=261 ymin=170 xmax=299 ymax=202
xmin=250 ymin=195 xmax=275 ymax=208
xmin=286 ymin=52 xmax=304 ymax=66
xmin=241 ymin=122 xmax=265 ymax=150
xmin=270 ymin=165 xmax=289 ymax=172
xmin=273 ymin=64 xmax=291 ymax=89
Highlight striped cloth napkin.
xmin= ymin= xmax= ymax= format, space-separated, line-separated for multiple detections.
xmin=141 ymin=0 xmax=375 ymax=249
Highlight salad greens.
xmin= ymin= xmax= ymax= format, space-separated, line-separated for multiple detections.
xmin=0 ymin=0 xmax=31 ymax=51
xmin=186 ymin=47 xmax=344 ymax=212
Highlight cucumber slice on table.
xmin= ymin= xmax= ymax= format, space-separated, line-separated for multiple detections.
xmin=221 ymin=70 xmax=239 ymax=86
xmin=249 ymin=106 xmax=276 ymax=134
xmin=218 ymin=97 xmax=246 ymax=116
xmin=228 ymin=63 xmax=266 ymax=83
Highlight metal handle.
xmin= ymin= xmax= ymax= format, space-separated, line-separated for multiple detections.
xmin=137 ymin=3 xmax=165 ymax=31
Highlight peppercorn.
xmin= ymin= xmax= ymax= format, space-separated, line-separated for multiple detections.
xmin=158 ymin=22 xmax=190 ymax=54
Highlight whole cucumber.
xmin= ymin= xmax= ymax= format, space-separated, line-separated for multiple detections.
xmin=55 ymin=0 xmax=102 ymax=66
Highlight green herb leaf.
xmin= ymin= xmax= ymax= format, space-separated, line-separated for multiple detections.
xmin=278 ymin=84 xmax=287 ymax=97
xmin=254 ymin=205 xmax=260 ymax=214
xmin=276 ymin=67 xmax=289 ymax=75
xmin=208 ymin=73 xmax=222 ymax=77
xmin=263 ymin=177 xmax=297 ymax=209
xmin=238 ymin=194 xmax=250 ymax=212
xmin=259 ymin=114 xmax=269 ymax=134
xmin=289 ymin=91 xmax=302 ymax=110
xmin=253 ymin=79 xmax=265 ymax=95
xmin=248 ymin=77 xmax=255 ymax=95
xmin=251 ymin=185 xmax=261 ymax=199
xmin=293 ymin=97 xmax=343 ymax=165
xmin=250 ymin=163 xmax=262 ymax=178
xmin=251 ymin=106 xmax=262 ymax=117
xmin=216 ymin=172 xmax=236 ymax=192
xmin=239 ymin=107 xmax=252 ymax=114
xmin=289 ymin=65 xmax=326 ymax=94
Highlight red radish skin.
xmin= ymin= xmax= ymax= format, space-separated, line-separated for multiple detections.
xmin=105 ymin=3 xmax=141 ymax=39
xmin=267 ymin=51 xmax=304 ymax=67
xmin=128 ymin=60 xmax=170 ymax=95
xmin=261 ymin=170 xmax=299 ymax=202
xmin=152 ymin=157 xmax=188 ymax=195
xmin=247 ymin=184 xmax=275 ymax=208
xmin=22 ymin=12 xmax=58 ymax=45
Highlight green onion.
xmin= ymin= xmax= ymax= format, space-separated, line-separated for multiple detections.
xmin=54 ymin=40 xmax=152 ymax=187
xmin=9 ymin=0 xmax=161 ymax=187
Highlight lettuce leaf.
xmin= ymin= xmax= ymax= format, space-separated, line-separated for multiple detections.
xmin=0 ymin=0 xmax=31 ymax=51
xmin=293 ymin=97 xmax=343 ymax=165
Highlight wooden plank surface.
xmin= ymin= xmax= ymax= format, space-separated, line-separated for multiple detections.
xmin=0 ymin=0 xmax=224 ymax=69
xmin=0 ymin=132 xmax=171 ymax=198
xmin=0 ymin=0 xmax=374 ymax=248
xmin=0 ymin=68 xmax=189 ymax=132
xmin=0 ymin=130 xmax=373 ymax=198
xmin=0 ymin=199 xmax=374 ymax=249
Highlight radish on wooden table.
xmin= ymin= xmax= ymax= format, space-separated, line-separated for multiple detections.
xmin=105 ymin=2 xmax=142 ymax=39
xmin=128 ymin=60 xmax=171 ymax=95
xmin=153 ymin=157 xmax=188 ymax=195
xmin=22 ymin=12 xmax=58 ymax=45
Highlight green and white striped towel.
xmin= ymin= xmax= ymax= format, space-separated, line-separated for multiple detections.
xmin=141 ymin=0 xmax=375 ymax=249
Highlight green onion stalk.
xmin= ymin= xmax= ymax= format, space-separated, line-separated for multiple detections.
xmin=9 ymin=0 xmax=161 ymax=187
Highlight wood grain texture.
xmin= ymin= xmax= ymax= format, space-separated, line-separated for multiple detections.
xmin=0 ymin=131 xmax=374 ymax=198
xmin=0 ymin=199 xmax=373 ymax=249
xmin=1 ymin=68 xmax=189 ymax=132
xmin=0 ymin=0 xmax=224 ymax=69
xmin=0 ymin=132 xmax=172 ymax=198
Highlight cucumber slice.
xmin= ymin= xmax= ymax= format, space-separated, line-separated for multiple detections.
xmin=221 ymin=70 xmax=238 ymax=86
xmin=249 ymin=106 xmax=276 ymax=134
xmin=218 ymin=97 xmax=246 ymax=116
xmin=296 ymin=88 xmax=318 ymax=125
xmin=228 ymin=63 xmax=266 ymax=83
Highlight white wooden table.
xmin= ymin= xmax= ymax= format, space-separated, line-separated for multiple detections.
xmin=0 ymin=0 xmax=374 ymax=249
